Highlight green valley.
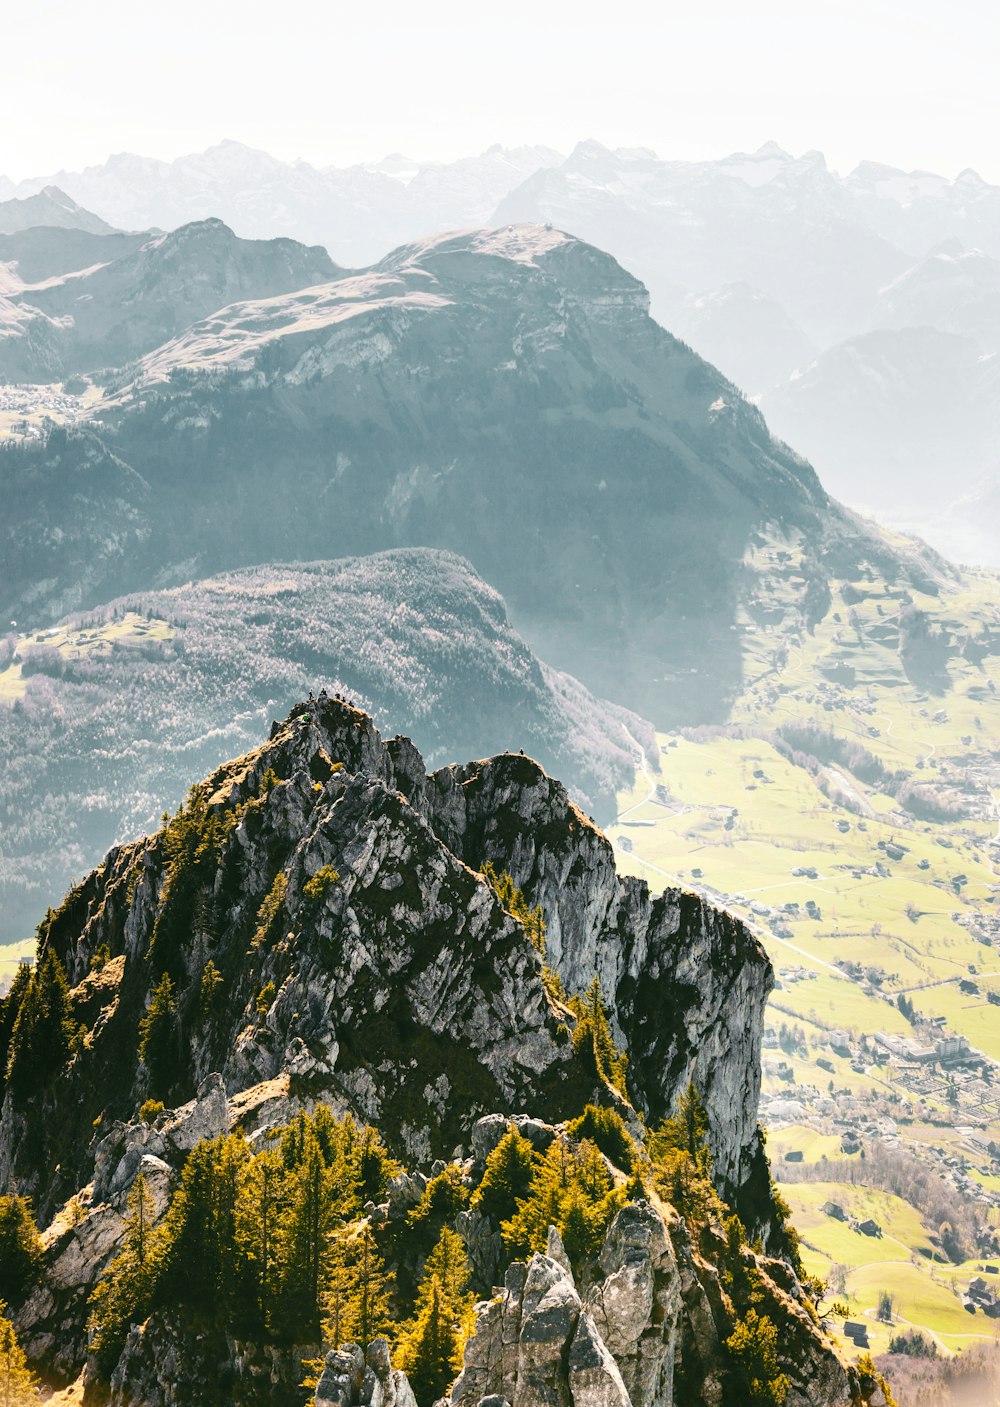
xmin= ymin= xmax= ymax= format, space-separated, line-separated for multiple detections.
xmin=610 ymin=530 xmax=1000 ymax=1360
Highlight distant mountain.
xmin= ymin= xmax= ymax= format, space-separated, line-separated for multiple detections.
xmin=865 ymin=241 xmax=1000 ymax=352
xmin=668 ymin=282 xmax=817 ymax=394
xmin=0 ymin=184 xmax=115 ymax=236
xmin=493 ymin=140 xmax=910 ymax=346
xmin=0 ymin=218 xmax=339 ymax=378
xmin=3 ymin=140 xmax=563 ymax=265
xmin=762 ymin=326 xmax=998 ymax=514
xmin=1 ymin=223 xmax=944 ymax=728
xmin=844 ymin=161 xmax=1000 ymax=259
xmin=0 ymin=548 xmax=649 ymax=946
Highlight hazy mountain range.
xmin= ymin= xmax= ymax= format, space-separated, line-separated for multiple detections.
xmin=2 ymin=221 xmax=944 ymax=732
xmin=5 ymin=138 xmax=1000 ymax=562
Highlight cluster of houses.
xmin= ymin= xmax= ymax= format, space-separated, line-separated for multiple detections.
xmin=0 ymin=382 xmax=91 ymax=440
xmin=820 ymin=1200 xmax=883 ymax=1239
xmin=963 ymin=1272 xmax=1000 ymax=1317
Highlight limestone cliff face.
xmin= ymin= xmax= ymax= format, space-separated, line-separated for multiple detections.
xmin=424 ymin=756 xmax=771 ymax=1206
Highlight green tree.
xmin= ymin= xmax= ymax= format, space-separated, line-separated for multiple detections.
xmin=569 ymin=977 xmax=628 ymax=1095
xmin=352 ymin=1124 xmax=397 ymax=1203
xmin=471 ymin=1124 xmax=537 ymax=1223
xmin=323 ymin=1224 xmax=393 ymax=1351
xmin=396 ymin=1279 xmax=462 ymax=1404
xmin=0 ymin=1198 xmax=43 ymax=1308
xmin=89 ymin=1174 xmax=163 ymax=1372
xmin=138 ymin=973 xmax=178 ymax=1097
xmin=566 ymin=1105 xmax=636 ymax=1173
xmin=0 ymin=1306 xmax=37 ymax=1406
xmin=725 ymin=1309 xmax=789 ymax=1406
xmin=501 ymin=1134 xmax=624 ymax=1272
xmin=234 ymin=1147 xmax=284 ymax=1333
xmin=6 ymin=950 xmax=79 ymax=1098
xmin=407 ymin=1164 xmax=470 ymax=1257
xmin=157 ymin=1135 xmax=248 ymax=1321
xmin=0 ymin=966 xmax=32 ymax=1098
xmin=275 ymin=1130 xmax=337 ymax=1338
xmin=876 ymin=1288 xmax=894 ymax=1324
xmin=396 ymin=1229 xmax=473 ymax=1403
xmin=646 ymin=1084 xmax=723 ymax=1227
xmin=656 ymin=1082 xmax=710 ymax=1160
xmin=198 ymin=961 xmax=224 ymax=1019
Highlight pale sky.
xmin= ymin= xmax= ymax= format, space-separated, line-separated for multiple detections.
xmin=4 ymin=0 xmax=999 ymax=181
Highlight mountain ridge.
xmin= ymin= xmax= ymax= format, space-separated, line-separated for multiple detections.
xmin=1 ymin=222 xmax=948 ymax=729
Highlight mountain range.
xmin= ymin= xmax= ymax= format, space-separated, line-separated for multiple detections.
xmin=8 ymin=138 xmax=1000 ymax=562
xmin=1 ymin=220 xmax=945 ymax=730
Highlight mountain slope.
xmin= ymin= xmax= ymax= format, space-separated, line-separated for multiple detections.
xmin=0 ymin=224 xmax=945 ymax=726
xmin=0 ymin=548 xmax=651 ymax=947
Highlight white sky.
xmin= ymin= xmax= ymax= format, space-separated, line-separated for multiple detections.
xmin=4 ymin=0 xmax=999 ymax=181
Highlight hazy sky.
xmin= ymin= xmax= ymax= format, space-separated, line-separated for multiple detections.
xmin=4 ymin=0 xmax=999 ymax=180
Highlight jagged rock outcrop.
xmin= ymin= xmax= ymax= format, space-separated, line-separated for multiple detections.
xmin=313 ymin=1340 xmax=417 ymax=1407
xmin=424 ymin=758 xmax=772 ymax=1210
xmin=452 ymin=1200 xmax=862 ymax=1407
xmin=0 ymin=700 xmax=873 ymax=1405
xmin=0 ymin=698 xmax=771 ymax=1226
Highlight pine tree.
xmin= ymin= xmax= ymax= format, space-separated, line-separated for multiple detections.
xmin=322 ymin=1224 xmax=393 ymax=1352
xmin=471 ymin=1123 xmax=537 ymax=1223
xmin=501 ymin=1135 xmax=572 ymax=1258
xmin=88 ymin=1173 xmax=164 ymax=1371
xmin=501 ymin=1133 xmax=625 ymax=1273
xmin=0 ymin=1198 xmax=42 ymax=1307
xmin=395 ymin=1229 xmax=474 ymax=1404
xmin=0 ymin=1305 xmax=37 ymax=1406
xmin=647 ymin=1084 xmax=721 ymax=1226
xmin=235 ymin=1147 xmax=284 ymax=1333
xmin=0 ymin=966 xmax=31 ymax=1098
xmin=725 ymin=1309 xmax=789 ymax=1406
xmin=157 ymin=1135 xmax=248 ymax=1320
xmin=6 ymin=950 xmax=78 ymax=1097
xmin=419 ymin=1227 xmax=473 ymax=1312
xmin=396 ymin=1278 xmax=462 ymax=1405
xmin=138 ymin=973 xmax=178 ymax=1097
xmin=570 ymin=977 xmax=628 ymax=1095
xmin=406 ymin=1164 xmax=470 ymax=1257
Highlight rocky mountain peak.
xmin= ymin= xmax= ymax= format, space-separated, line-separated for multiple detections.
xmin=0 ymin=701 xmax=893 ymax=1406
xmin=2 ymin=698 xmax=771 ymax=1214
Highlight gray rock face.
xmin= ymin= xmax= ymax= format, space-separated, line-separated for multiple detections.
xmin=314 ymin=1341 xmax=417 ymax=1407
xmin=585 ymin=1203 xmax=680 ymax=1407
xmin=471 ymin=1115 xmax=559 ymax=1168
xmin=568 ymin=1312 xmax=631 ymax=1407
xmin=453 ymin=1202 xmax=859 ymax=1407
xmin=425 ymin=754 xmax=772 ymax=1205
xmin=452 ymin=1227 xmax=651 ymax=1407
